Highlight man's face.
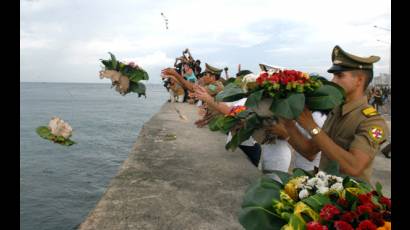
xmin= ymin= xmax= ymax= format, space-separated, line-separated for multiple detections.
xmin=203 ymin=73 xmax=215 ymax=84
xmin=331 ymin=71 xmax=360 ymax=94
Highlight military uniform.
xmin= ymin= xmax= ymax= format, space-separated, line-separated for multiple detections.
xmin=204 ymin=63 xmax=224 ymax=96
xmin=319 ymin=46 xmax=389 ymax=183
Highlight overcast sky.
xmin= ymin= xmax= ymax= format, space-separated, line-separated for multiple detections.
xmin=21 ymin=0 xmax=391 ymax=84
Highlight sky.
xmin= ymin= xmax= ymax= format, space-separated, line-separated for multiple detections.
xmin=21 ymin=0 xmax=391 ymax=84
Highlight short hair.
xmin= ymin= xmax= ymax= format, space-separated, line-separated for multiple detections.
xmin=352 ymin=69 xmax=373 ymax=91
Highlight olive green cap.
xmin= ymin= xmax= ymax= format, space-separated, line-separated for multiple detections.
xmin=327 ymin=45 xmax=380 ymax=73
xmin=205 ymin=63 xmax=222 ymax=76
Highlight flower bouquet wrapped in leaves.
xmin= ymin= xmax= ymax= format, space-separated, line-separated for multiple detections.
xmin=36 ymin=117 xmax=76 ymax=146
xmin=209 ymin=69 xmax=345 ymax=151
xmin=239 ymin=164 xmax=391 ymax=230
xmin=99 ymin=52 xmax=149 ymax=97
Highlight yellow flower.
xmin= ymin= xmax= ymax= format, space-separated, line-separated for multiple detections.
xmin=284 ymin=177 xmax=307 ymax=201
xmin=377 ymin=221 xmax=391 ymax=230
xmin=294 ymin=202 xmax=319 ymax=221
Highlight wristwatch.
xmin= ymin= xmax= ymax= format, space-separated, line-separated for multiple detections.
xmin=310 ymin=127 xmax=321 ymax=136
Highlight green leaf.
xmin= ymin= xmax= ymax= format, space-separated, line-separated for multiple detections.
xmin=220 ymin=116 xmax=239 ymax=133
xmin=244 ymin=113 xmax=262 ymax=130
xmin=208 ymin=115 xmax=224 ymax=131
xmin=292 ymin=168 xmax=313 ymax=178
xmin=287 ymin=213 xmax=306 ymax=230
xmin=239 ymin=207 xmax=286 ymax=230
xmin=266 ymin=170 xmax=291 ymax=184
xmin=223 ymin=77 xmax=236 ymax=86
xmin=302 ymin=194 xmax=332 ymax=213
xmin=123 ymin=68 xmax=149 ymax=82
xmin=215 ymin=83 xmax=246 ymax=102
xmin=270 ymin=93 xmax=305 ymax=119
xmin=305 ymin=84 xmax=345 ymax=111
xmin=108 ymin=52 xmax=118 ymax=70
xmin=375 ymin=182 xmax=383 ymax=196
xmin=225 ymin=132 xmax=240 ymax=151
xmin=242 ymin=176 xmax=283 ymax=209
xmin=245 ymin=89 xmax=264 ymax=109
xmin=344 ymin=189 xmax=359 ymax=205
xmin=36 ymin=126 xmax=76 ymax=146
xmin=129 ymin=82 xmax=146 ymax=97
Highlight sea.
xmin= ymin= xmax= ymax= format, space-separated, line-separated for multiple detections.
xmin=20 ymin=82 xmax=168 ymax=230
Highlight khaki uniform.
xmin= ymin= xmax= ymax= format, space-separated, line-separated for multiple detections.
xmin=320 ymin=96 xmax=389 ymax=182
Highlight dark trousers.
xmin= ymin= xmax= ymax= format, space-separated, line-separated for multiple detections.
xmin=239 ymin=143 xmax=261 ymax=167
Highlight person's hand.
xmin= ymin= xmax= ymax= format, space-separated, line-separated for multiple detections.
xmin=161 ymin=68 xmax=179 ymax=77
xmin=296 ymin=107 xmax=316 ymax=130
xmin=193 ymin=84 xmax=213 ymax=103
xmin=266 ymin=122 xmax=289 ymax=140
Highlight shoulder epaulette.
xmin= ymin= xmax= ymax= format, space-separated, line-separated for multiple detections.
xmin=362 ymin=106 xmax=379 ymax=117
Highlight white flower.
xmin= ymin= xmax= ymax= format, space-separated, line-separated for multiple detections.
xmin=315 ymin=179 xmax=328 ymax=188
xmin=317 ymin=186 xmax=329 ymax=194
xmin=307 ymin=178 xmax=319 ymax=187
xmin=315 ymin=171 xmax=327 ymax=180
xmin=330 ymin=182 xmax=344 ymax=192
xmin=241 ymin=73 xmax=258 ymax=92
xmin=299 ymin=189 xmax=310 ymax=199
xmin=242 ymin=73 xmax=257 ymax=83
xmin=48 ymin=117 xmax=73 ymax=139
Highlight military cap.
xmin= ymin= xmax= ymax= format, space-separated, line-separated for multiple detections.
xmin=327 ymin=45 xmax=380 ymax=73
xmin=205 ymin=63 xmax=223 ymax=76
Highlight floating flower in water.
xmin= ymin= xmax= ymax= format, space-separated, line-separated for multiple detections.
xmin=48 ymin=116 xmax=73 ymax=139
xmin=37 ymin=117 xmax=75 ymax=146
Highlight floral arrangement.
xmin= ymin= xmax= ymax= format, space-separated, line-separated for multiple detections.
xmin=36 ymin=117 xmax=75 ymax=146
xmin=239 ymin=167 xmax=391 ymax=230
xmin=209 ymin=69 xmax=345 ymax=150
xmin=99 ymin=52 xmax=149 ymax=97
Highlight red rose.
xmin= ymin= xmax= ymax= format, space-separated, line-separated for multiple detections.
xmin=358 ymin=193 xmax=372 ymax=205
xmin=333 ymin=221 xmax=354 ymax=230
xmin=320 ymin=204 xmax=340 ymax=221
xmin=370 ymin=212 xmax=385 ymax=227
xmin=379 ymin=196 xmax=391 ymax=209
xmin=306 ymin=221 xmax=328 ymax=230
xmin=356 ymin=204 xmax=373 ymax=216
xmin=340 ymin=211 xmax=356 ymax=222
xmin=356 ymin=220 xmax=377 ymax=230
xmin=337 ymin=198 xmax=349 ymax=208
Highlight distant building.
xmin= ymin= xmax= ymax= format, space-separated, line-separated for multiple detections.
xmin=372 ymin=73 xmax=390 ymax=86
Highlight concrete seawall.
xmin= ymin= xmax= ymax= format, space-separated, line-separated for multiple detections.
xmin=78 ymin=103 xmax=261 ymax=230
xmin=78 ymin=102 xmax=391 ymax=229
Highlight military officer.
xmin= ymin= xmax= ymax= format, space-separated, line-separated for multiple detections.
xmin=272 ymin=45 xmax=389 ymax=183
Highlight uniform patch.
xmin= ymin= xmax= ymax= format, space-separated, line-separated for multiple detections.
xmin=362 ymin=107 xmax=379 ymax=117
xmin=368 ymin=126 xmax=384 ymax=143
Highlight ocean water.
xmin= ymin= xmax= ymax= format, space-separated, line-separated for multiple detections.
xmin=20 ymin=82 xmax=168 ymax=230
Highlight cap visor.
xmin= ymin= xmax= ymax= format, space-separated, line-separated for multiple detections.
xmin=327 ymin=64 xmax=356 ymax=73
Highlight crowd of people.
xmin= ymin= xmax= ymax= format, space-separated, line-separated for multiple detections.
xmin=367 ymin=85 xmax=391 ymax=114
xmin=160 ymin=46 xmax=390 ymax=184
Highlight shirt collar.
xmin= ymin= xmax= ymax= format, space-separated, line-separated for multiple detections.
xmin=342 ymin=96 xmax=368 ymax=116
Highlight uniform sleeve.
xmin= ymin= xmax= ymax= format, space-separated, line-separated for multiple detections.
xmin=349 ymin=116 xmax=389 ymax=157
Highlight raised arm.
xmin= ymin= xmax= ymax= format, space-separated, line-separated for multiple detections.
xmin=161 ymin=68 xmax=195 ymax=92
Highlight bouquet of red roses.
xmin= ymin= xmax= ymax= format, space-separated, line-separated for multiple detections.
xmin=209 ymin=68 xmax=345 ymax=150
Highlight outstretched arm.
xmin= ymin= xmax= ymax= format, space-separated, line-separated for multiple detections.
xmin=162 ymin=68 xmax=194 ymax=92
xmin=192 ymin=84 xmax=231 ymax=115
